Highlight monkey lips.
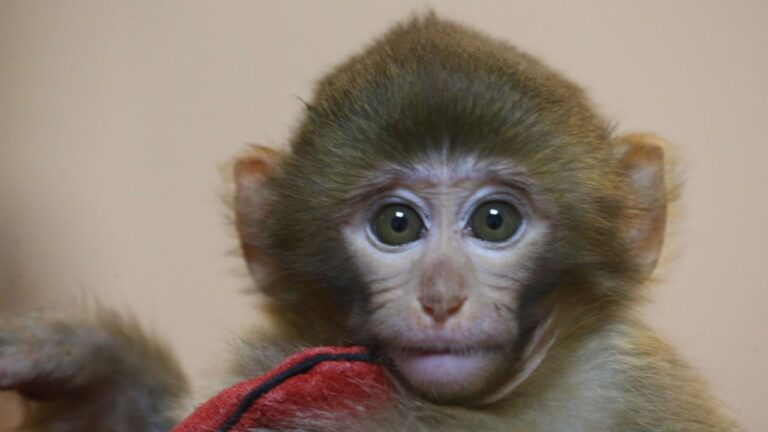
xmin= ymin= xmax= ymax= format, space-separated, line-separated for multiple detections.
xmin=386 ymin=341 xmax=510 ymax=402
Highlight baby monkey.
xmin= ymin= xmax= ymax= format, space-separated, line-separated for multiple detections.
xmin=0 ymin=14 xmax=737 ymax=432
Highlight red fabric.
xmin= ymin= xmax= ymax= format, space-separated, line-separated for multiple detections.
xmin=172 ymin=346 xmax=391 ymax=432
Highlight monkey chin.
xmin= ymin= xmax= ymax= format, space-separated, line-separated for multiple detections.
xmin=388 ymin=346 xmax=510 ymax=404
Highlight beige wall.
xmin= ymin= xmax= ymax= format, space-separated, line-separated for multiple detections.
xmin=1 ymin=1 xmax=765 ymax=430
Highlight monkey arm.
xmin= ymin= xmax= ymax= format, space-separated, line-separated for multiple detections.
xmin=0 ymin=310 xmax=188 ymax=432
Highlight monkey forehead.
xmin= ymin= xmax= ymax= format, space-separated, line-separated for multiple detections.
xmin=372 ymin=153 xmax=532 ymax=190
xmin=285 ymin=19 xmax=616 ymax=191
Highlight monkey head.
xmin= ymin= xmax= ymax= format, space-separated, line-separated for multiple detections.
xmin=234 ymin=16 xmax=667 ymax=405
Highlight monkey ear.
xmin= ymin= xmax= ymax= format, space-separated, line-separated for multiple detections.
xmin=233 ymin=145 xmax=284 ymax=288
xmin=614 ymin=133 xmax=669 ymax=279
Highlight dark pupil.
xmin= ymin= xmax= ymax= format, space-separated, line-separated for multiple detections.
xmin=485 ymin=209 xmax=503 ymax=230
xmin=391 ymin=211 xmax=408 ymax=233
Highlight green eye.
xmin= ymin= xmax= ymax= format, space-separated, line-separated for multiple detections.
xmin=372 ymin=204 xmax=425 ymax=246
xmin=470 ymin=201 xmax=522 ymax=242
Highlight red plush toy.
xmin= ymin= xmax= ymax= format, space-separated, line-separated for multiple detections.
xmin=172 ymin=346 xmax=392 ymax=432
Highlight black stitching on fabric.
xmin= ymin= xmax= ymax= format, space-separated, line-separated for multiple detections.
xmin=216 ymin=352 xmax=378 ymax=432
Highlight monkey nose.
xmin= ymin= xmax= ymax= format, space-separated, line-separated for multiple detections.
xmin=419 ymin=296 xmax=467 ymax=323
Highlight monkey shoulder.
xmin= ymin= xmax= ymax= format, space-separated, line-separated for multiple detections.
xmin=520 ymin=320 xmax=739 ymax=432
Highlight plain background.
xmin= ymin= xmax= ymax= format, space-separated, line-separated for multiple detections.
xmin=1 ymin=1 xmax=765 ymax=430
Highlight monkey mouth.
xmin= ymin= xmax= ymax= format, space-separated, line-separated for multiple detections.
xmin=386 ymin=343 xmax=506 ymax=397
xmin=392 ymin=344 xmax=499 ymax=356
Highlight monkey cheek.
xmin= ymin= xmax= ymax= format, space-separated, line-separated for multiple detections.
xmin=389 ymin=349 xmax=507 ymax=403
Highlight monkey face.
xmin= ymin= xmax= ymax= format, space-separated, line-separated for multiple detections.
xmin=232 ymin=13 xmax=669 ymax=414
xmin=341 ymin=155 xmax=553 ymax=403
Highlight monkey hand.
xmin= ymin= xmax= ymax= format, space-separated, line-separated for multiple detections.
xmin=0 ymin=310 xmax=188 ymax=432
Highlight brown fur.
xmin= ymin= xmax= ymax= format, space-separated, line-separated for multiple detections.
xmin=0 ymin=14 xmax=737 ymax=432
xmin=0 ymin=310 xmax=186 ymax=431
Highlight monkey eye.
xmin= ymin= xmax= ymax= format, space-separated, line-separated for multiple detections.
xmin=469 ymin=201 xmax=523 ymax=243
xmin=371 ymin=204 xmax=425 ymax=246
